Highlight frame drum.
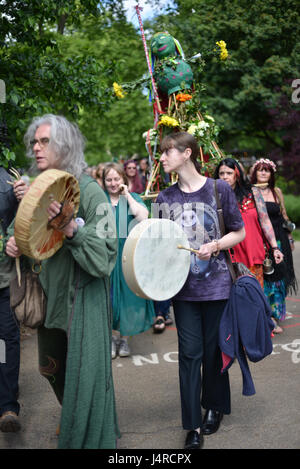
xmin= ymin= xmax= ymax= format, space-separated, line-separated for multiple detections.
xmin=14 ymin=169 xmax=80 ymax=260
xmin=122 ymin=218 xmax=191 ymax=301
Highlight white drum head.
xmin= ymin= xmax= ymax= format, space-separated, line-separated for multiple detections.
xmin=122 ymin=218 xmax=191 ymax=301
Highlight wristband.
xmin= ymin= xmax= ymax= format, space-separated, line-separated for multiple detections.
xmin=212 ymin=239 xmax=220 ymax=257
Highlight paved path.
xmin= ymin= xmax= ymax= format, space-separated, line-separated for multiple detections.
xmin=1 ymin=243 xmax=299 ymax=449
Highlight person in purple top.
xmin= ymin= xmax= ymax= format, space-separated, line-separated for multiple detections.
xmin=156 ymin=132 xmax=245 ymax=449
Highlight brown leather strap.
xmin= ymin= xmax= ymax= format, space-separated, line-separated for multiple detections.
xmin=214 ymin=180 xmax=237 ymax=282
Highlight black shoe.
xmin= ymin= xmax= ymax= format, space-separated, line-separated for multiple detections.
xmin=184 ymin=430 xmax=204 ymax=449
xmin=202 ymin=410 xmax=223 ymax=435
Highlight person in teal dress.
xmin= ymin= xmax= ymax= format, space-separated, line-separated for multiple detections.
xmin=103 ymin=163 xmax=155 ymax=358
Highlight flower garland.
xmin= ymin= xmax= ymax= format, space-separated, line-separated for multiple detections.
xmin=142 ymin=128 xmax=158 ymax=145
xmin=187 ymin=120 xmax=210 ymax=137
xmin=216 ymin=40 xmax=228 ymax=60
xmin=113 ymin=82 xmax=126 ymax=99
xmin=252 ymin=158 xmax=277 ymax=172
xmin=158 ymin=115 xmax=180 ymax=127
xmin=176 ymin=93 xmax=193 ymax=102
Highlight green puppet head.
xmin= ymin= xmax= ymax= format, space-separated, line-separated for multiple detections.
xmin=151 ymin=32 xmax=177 ymax=59
xmin=150 ymin=32 xmax=192 ymax=96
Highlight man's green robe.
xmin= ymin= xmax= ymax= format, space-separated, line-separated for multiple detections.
xmin=10 ymin=175 xmax=119 ymax=448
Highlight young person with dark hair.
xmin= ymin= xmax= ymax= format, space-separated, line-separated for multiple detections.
xmin=156 ymin=133 xmax=245 ymax=449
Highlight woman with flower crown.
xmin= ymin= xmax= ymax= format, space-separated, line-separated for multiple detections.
xmin=214 ymin=158 xmax=283 ymax=290
xmin=250 ymin=158 xmax=297 ymax=332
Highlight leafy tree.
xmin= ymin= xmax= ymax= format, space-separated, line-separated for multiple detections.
xmin=267 ymin=86 xmax=300 ymax=193
xmin=59 ymin=15 xmax=154 ymax=164
xmin=0 ymin=0 xmax=126 ymax=167
xmin=148 ymin=0 xmax=300 ymax=170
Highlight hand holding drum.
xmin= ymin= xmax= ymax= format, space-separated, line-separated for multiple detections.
xmin=13 ymin=169 xmax=80 ymax=260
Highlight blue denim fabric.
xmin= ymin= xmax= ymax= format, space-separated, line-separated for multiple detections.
xmin=154 ymin=300 xmax=171 ymax=319
xmin=0 ymin=287 xmax=20 ymax=416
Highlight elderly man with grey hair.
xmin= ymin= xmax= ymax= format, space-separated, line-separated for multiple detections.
xmin=6 ymin=114 xmax=119 ymax=448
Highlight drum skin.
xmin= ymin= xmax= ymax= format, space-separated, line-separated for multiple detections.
xmin=122 ymin=218 xmax=191 ymax=301
xmin=14 ymin=169 xmax=80 ymax=260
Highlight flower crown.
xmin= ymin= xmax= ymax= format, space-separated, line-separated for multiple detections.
xmin=252 ymin=158 xmax=277 ymax=172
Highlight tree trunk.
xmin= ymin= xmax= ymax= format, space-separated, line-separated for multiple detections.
xmin=57 ymin=14 xmax=68 ymax=35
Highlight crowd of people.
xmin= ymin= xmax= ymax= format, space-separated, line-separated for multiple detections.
xmin=87 ymin=157 xmax=150 ymax=194
xmin=0 ymin=117 xmax=297 ymax=450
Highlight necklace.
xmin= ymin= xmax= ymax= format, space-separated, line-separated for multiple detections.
xmin=253 ymin=183 xmax=269 ymax=190
xmin=239 ymin=193 xmax=254 ymax=212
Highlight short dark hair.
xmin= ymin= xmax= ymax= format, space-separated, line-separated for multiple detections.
xmin=160 ymin=132 xmax=201 ymax=173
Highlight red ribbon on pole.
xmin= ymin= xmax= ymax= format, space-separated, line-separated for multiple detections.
xmin=135 ymin=4 xmax=162 ymax=112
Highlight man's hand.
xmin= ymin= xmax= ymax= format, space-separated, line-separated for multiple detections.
xmin=13 ymin=180 xmax=29 ymax=202
xmin=6 ymin=236 xmax=21 ymax=258
xmin=47 ymin=200 xmax=77 ymax=238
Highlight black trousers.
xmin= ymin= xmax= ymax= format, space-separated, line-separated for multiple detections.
xmin=0 ymin=287 xmax=20 ymax=416
xmin=173 ymin=299 xmax=231 ymax=430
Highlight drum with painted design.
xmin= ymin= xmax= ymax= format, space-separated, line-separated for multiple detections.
xmin=14 ymin=169 xmax=80 ymax=260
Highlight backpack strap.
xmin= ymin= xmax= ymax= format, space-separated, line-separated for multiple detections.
xmin=214 ymin=180 xmax=237 ymax=282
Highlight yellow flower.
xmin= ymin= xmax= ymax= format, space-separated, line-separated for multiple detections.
xmin=216 ymin=40 xmax=228 ymax=60
xmin=158 ymin=115 xmax=180 ymax=127
xmin=113 ymin=82 xmax=125 ymax=99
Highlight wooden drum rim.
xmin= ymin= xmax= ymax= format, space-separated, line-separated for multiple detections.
xmin=14 ymin=169 xmax=80 ymax=260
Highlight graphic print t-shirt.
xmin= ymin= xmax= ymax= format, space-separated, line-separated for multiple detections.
xmin=155 ymin=178 xmax=244 ymax=301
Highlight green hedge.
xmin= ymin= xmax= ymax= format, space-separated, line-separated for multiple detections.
xmin=293 ymin=229 xmax=300 ymax=241
xmin=283 ymin=194 xmax=300 ymax=227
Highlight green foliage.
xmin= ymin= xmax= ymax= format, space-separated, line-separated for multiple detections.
xmin=275 ymin=175 xmax=298 ymax=195
xmin=2 ymin=0 xmax=299 ymax=181
xmin=0 ymin=146 xmax=16 ymax=169
xmin=149 ymin=0 xmax=300 ymax=160
xmin=59 ymin=15 xmax=155 ymax=164
xmin=0 ymin=1 xmax=129 ymax=167
xmin=0 ymin=1 xmax=157 ymax=167
xmin=283 ymin=194 xmax=300 ymax=227
xmin=293 ymin=229 xmax=300 ymax=241
xmin=80 ymin=90 xmax=154 ymax=164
